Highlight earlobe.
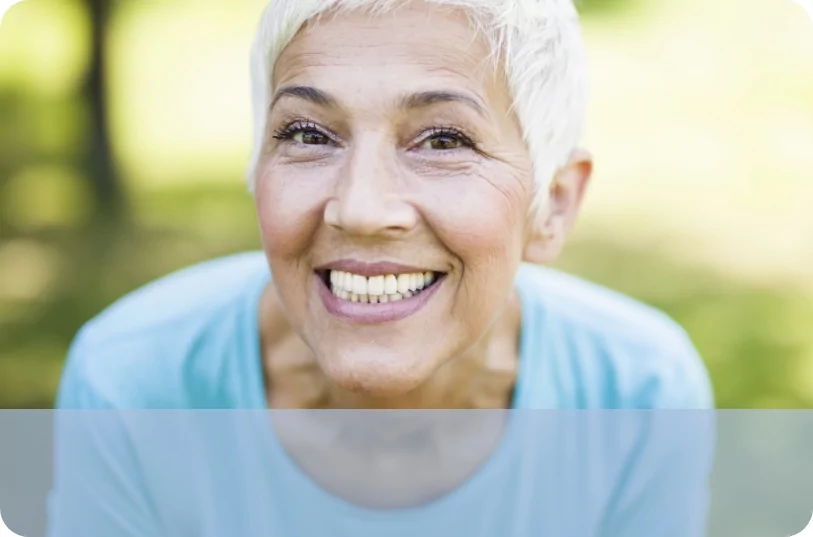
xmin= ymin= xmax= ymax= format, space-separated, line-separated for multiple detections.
xmin=522 ymin=221 xmax=563 ymax=264
xmin=522 ymin=149 xmax=593 ymax=265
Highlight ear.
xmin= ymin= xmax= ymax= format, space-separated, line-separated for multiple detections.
xmin=523 ymin=148 xmax=593 ymax=264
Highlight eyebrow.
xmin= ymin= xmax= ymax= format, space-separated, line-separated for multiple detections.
xmin=270 ymin=85 xmax=487 ymax=118
xmin=399 ymin=90 xmax=487 ymax=118
xmin=270 ymin=85 xmax=338 ymax=110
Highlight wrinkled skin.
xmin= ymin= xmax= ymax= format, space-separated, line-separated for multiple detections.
xmin=254 ymin=2 xmax=592 ymax=410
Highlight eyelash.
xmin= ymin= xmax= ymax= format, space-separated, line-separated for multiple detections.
xmin=272 ymin=119 xmax=335 ymax=143
xmin=417 ymin=126 xmax=478 ymax=150
xmin=271 ymin=120 xmax=478 ymax=151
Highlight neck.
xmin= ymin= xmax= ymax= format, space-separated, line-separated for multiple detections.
xmin=268 ymin=405 xmax=512 ymax=508
xmin=259 ymin=284 xmax=521 ymax=410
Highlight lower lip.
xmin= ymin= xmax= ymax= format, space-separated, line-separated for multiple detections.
xmin=315 ymin=274 xmax=445 ymax=324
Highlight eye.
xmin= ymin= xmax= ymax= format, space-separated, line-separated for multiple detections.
xmin=273 ymin=120 xmax=334 ymax=146
xmin=416 ymin=127 xmax=476 ymax=152
xmin=294 ymin=131 xmax=329 ymax=145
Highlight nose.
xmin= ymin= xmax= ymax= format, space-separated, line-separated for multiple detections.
xmin=324 ymin=138 xmax=418 ymax=237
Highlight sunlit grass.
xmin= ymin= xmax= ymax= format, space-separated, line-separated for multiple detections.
xmin=579 ymin=0 xmax=813 ymax=289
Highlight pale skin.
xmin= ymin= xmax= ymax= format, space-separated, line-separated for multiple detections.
xmin=252 ymin=2 xmax=592 ymax=507
xmin=255 ymin=3 xmax=592 ymax=412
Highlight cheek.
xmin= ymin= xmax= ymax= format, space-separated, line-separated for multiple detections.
xmin=426 ymin=168 xmax=531 ymax=335
xmin=255 ymin=162 xmax=327 ymax=259
xmin=429 ymin=171 xmax=530 ymax=271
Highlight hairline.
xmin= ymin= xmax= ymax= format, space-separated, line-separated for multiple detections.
xmin=246 ymin=0 xmax=589 ymax=225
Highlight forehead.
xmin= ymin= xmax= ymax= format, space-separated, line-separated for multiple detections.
xmin=272 ymin=3 xmax=510 ymax=111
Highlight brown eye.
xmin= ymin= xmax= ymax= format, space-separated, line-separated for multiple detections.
xmin=416 ymin=127 xmax=476 ymax=152
xmin=272 ymin=120 xmax=336 ymax=146
xmin=294 ymin=131 xmax=329 ymax=145
xmin=428 ymin=135 xmax=462 ymax=150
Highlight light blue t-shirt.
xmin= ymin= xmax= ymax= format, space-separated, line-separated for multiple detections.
xmin=48 ymin=252 xmax=715 ymax=537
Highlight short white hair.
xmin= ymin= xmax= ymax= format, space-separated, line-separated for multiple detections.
xmin=246 ymin=0 xmax=589 ymax=218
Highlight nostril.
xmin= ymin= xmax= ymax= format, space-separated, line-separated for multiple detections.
xmin=323 ymin=197 xmax=419 ymax=236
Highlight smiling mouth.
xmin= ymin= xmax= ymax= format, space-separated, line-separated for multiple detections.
xmin=316 ymin=269 xmax=444 ymax=304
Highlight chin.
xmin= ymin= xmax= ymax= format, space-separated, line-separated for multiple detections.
xmin=318 ymin=347 xmax=440 ymax=398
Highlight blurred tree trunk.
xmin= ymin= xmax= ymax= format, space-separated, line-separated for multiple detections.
xmin=83 ymin=0 xmax=127 ymax=223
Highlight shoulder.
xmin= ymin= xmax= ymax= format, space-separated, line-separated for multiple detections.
xmin=57 ymin=252 xmax=269 ymax=409
xmin=515 ymin=263 xmax=714 ymax=409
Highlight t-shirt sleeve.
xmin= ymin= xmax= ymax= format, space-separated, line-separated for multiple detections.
xmin=594 ymin=324 xmax=715 ymax=536
xmin=597 ymin=327 xmax=716 ymax=537
xmin=598 ymin=409 xmax=716 ymax=537
xmin=653 ymin=328 xmax=715 ymax=410
xmin=608 ymin=322 xmax=715 ymax=410
xmin=47 ymin=333 xmax=161 ymax=537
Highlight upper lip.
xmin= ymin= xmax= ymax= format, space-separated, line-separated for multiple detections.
xmin=314 ymin=259 xmax=442 ymax=277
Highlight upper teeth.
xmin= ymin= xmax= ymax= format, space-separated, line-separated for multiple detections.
xmin=329 ymin=270 xmax=437 ymax=302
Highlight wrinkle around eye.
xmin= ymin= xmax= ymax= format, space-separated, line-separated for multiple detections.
xmin=405 ymin=152 xmax=487 ymax=178
xmin=269 ymin=139 xmax=342 ymax=166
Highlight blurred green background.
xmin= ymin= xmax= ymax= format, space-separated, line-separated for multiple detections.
xmin=0 ymin=0 xmax=811 ymax=409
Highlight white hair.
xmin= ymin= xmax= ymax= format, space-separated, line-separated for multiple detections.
xmin=246 ymin=0 xmax=589 ymax=218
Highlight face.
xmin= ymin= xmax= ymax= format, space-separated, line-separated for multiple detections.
xmin=255 ymin=2 xmax=550 ymax=397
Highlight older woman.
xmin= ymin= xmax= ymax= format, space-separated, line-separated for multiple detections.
xmin=49 ymin=1 xmax=715 ymax=536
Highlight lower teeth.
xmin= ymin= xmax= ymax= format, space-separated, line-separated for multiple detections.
xmin=331 ymin=287 xmax=424 ymax=303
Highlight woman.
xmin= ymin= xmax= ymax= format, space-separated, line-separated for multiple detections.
xmin=49 ymin=1 xmax=715 ymax=536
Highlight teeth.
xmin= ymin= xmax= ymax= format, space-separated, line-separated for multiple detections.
xmin=368 ymin=275 xmax=384 ymax=295
xmin=352 ymin=274 xmax=367 ymax=295
xmin=326 ymin=269 xmax=440 ymax=303
xmin=384 ymin=275 xmax=398 ymax=295
xmin=396 ymin=274 xmax=410 ymax=294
